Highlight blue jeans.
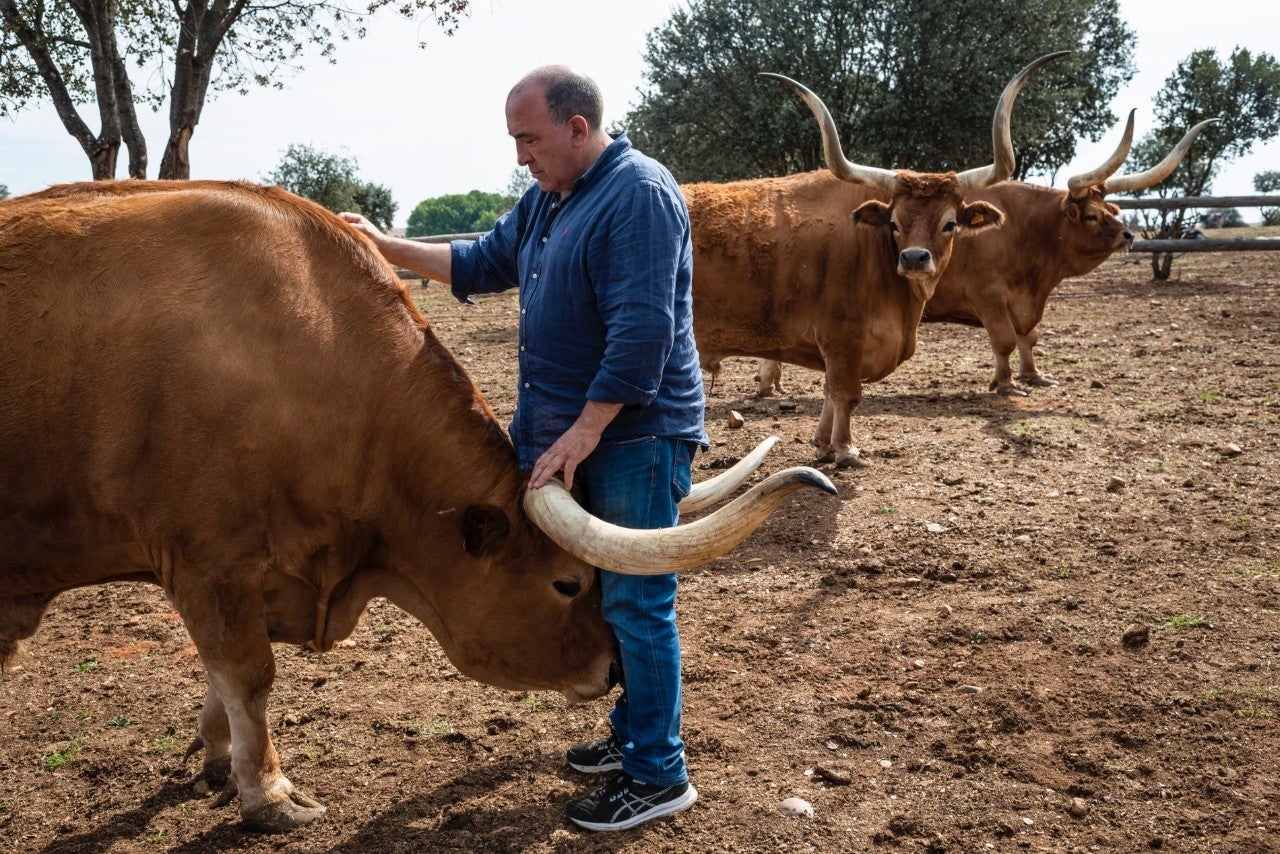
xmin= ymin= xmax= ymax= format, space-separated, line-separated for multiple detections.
xmin=576 ymin=436 xmax=695 ymax=787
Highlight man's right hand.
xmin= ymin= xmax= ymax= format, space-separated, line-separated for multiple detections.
xmin=340 ymin=212 xmax=383 ymax=243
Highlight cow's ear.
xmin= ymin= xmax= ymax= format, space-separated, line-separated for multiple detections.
xmin=461 ymin=504 xmax=510 ymax=557
xmin=959 ymin=201 xmax=1004 ymax=232
xmin=1061 ymin=196 xmax=1083 ymax=222
xmin=852 ymin=200 xmax=892 ymax=229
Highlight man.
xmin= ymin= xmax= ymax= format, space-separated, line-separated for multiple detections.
xmin=341 ymin=65 xmax=707 ymax=832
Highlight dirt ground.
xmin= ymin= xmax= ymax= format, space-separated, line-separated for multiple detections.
xmin=2 ymin=242 xmax=1278 ymax=853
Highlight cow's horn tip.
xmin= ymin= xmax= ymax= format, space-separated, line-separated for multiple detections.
xmin=793 ymin=466 xmax=838 ymax=496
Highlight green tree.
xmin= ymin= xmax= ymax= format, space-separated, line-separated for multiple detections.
xmin=0 ymin=1 xmax=471 ymax=181
xmin=502 ymin=167 xmax=535 ymax=207
xmin=0 ymin=183 xmax=8 ymax=199
xmin=1124 ymin=47 xmax=1280 ymax=276
xmin=406 ymin=190 xmax=507 ymax=237
xmin=1256 ymin=170 xmax=1280 ymax=225
xmin=267 ymin=143 xmax=395 ymax=230
xmin=351 ymin=182 xmax=398 ymax=232
xmin=624 ymin=0 xmax=1134 ymax=183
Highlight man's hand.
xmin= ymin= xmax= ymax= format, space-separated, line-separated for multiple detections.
xmin=529 ymin=401 xmax=623 ymax=490
xmin=340 ymin=212 xmax=383 ymax=244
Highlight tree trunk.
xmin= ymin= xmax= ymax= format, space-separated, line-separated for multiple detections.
xmin=159 ymin=126 xmax=194 ymax=180
xmin=0 ymin=0 xmax=122 ymax=179
xmin=1151 ymin=252 xmax=1174 ymax=281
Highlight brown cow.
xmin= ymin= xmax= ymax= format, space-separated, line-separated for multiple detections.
xmin=0 ymin=180 xmax=833 ymax=832
xmin=687 ymin=54 xmax=1063 ymax=467
xmin=756 ymin=113 xmax=1218 ymax=397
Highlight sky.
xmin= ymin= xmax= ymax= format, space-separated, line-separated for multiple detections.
xmin=1 ymin=0 xmax=1278 ymax=228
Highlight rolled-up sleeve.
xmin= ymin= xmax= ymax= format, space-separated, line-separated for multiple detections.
xmin=586 ymin=180 xmax=685 ymax=406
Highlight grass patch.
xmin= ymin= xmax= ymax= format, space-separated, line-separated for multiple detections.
xmin=74 ymin=660 xmax=98 ymax=672
xmin=1229 ymin=561 xmax=1280 ymax=579
xmin=108 ymin=715 xmax=131 ymax=729
xmin=42 ymin=736 xmax=85 ymax=772
xmin=1197 ymin=392 xmax=1221 ymax=403
xmin=1157 ymin=614 xmax=1211 ymax=631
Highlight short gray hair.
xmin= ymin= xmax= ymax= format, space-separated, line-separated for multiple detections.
xmin=513 ymin=65 xmax=604 ymax=131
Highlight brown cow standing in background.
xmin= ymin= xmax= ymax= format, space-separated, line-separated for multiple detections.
xmin=756 ymin=113 xmax=1218 ymax=398
xmin=687 ymin=54 xmax=1065 ymax=467
xmin=0 ymin=181 xmax=832 ymax=833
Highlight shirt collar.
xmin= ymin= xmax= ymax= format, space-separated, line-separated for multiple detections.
xmin=567 ymin=131 xmax=632 ymax=198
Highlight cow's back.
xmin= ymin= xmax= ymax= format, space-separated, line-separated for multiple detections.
xmin=684 ymin=171 xmax=898 ymax=371
xmin=0 ymin=182 xmax=436 ymax=593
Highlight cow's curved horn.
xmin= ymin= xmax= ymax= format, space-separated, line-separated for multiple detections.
xmin=760 ymin=72 xmax=898 ymax=193
xmin=1101 ymin=118 xmax=1221 ymax=195
xmin=1066 ymin=109 xmax=1137 ymax=197
xmin=524 ymin=466 xmax=837 ymax=575
xmin=956 ymin=51 xmax=1071 ymax=190
xmin=678 ymin=436 xmax=780 ymax=514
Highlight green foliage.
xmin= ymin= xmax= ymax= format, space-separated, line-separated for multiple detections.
xmin=624 ymin=0 xmax=1134 ymax=183
xmin=351 ymin=182 xmax=398 ymax=232
xmin=0 ymin=2 xmax=472 ymax=179
xmin=1125 ymin=47 xmax=1280 ymax=270
xmin=502 ymin=167 xmax=535 ymax=206
xmin=1128 ymin=48 xmax=1280 ymax=201
xmin=0 ymin=183 xmax=7 ymax=199
xmin=1257 ymin=170 xmax=1280 ymax=225
xmin=406 ymin=189 xmax=508 ymax=237
xmin=267 ymin=143 xmax=397 ymax=229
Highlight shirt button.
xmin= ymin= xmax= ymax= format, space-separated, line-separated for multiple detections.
xmin=521 ymin=308 xmax=526 ymax=315
xmin=541 ymin=236 xmax=548 ymax=243
xmin=520 ymin=345 xmax=526 ymax=351
xmin=531 ymin=273 xmax=538 ymax=280
xmin=524 ymin=382 xmax=530 ymax=388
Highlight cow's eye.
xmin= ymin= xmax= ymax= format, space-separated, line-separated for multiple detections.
xmin=888 ymin=222 xmax=900 ymax=233
xmin=553 ymin=579 xmax=582 ymax=598
xmin=1083 ymin=214 xmax=1098 ymax=222
xmin=942 ymin=220 xmax=957 ymax=233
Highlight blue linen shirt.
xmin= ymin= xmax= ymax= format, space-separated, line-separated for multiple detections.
xmin=449 ymin=133 xmax=708 ymax=469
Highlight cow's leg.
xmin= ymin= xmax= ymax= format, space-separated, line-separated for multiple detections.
xmin=819 ymin=359 xmax=867 ymax=468
xmin=812 ymin=386 xmax=836 ymax=462
xmin=184 ymin=682 xmax=233 ymax=788
xmin=754 ymin=360 xmax=785 ymax=397
xmin=1015 ymin=325 xmax=1057 ymax=387
xmin=0 ymin=591 xmax=55 ymax=673
xmin=176 ymin=570 xmax=325 ymax=832
xmin=985 ymin=317 xmax=1027 ymax=396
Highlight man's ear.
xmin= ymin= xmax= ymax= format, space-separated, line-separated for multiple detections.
xmin=461 ymin=505 xmax=510 ymax=557
xmin=852 ymin=200 xmax=892 ymax=229
xmin=568 ymin=115 xmax=591 ymax=145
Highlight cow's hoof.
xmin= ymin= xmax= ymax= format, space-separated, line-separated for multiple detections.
xmin=1019 ymin=374 xmax=1057 ymax=388
xmin=203 ymin=756 xmax=232 ymax=788
xmin=834 ymin=451 xmax=868 ymax=469
xmin=996 ymin=385 xmax=1029 ymax=397
xmin=242 ymin=792 xmax=327 ymax=833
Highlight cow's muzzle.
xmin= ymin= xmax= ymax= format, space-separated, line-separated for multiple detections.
xmin=898 ymin=247 xmax=936 ymax=276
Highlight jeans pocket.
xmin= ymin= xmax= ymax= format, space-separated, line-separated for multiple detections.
xmin=671 ymin=440 xmax=694 ymax=501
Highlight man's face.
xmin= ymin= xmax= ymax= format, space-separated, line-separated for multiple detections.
xmin=506 ymin=84 xmax=583 ymax=196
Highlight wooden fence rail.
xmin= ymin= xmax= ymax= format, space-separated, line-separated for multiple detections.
xmin=396 ymin=197 xmax=1280 ymax=273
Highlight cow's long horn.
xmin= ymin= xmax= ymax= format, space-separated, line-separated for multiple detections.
xmin=1101 ymin=118 xmax=1221 ymax=195
xmin=524 ymin=466 xmax=837 ymax=575
xmin=760 ymin=72 xmax=898 ymax=193
xmin=1066 ymin=109 xmax=1137 ymax=198
xmin=678 ymin=436 xmax=780 ymax=514
xmin=956 ymin=51 xmax=1071 ymax=190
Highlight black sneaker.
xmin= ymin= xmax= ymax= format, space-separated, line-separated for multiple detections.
xmin=565 ymin=733 xmax=624 ymax=773
xmin=565 ymin=775 xmax=698 ymax=832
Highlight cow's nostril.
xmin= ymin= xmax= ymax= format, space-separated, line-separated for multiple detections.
xmin=900 ymin=248 xmax=932 ymax=269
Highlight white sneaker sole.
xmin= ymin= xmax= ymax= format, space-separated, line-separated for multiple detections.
xmin=568 ymin=784 xmax=698 ymax=832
